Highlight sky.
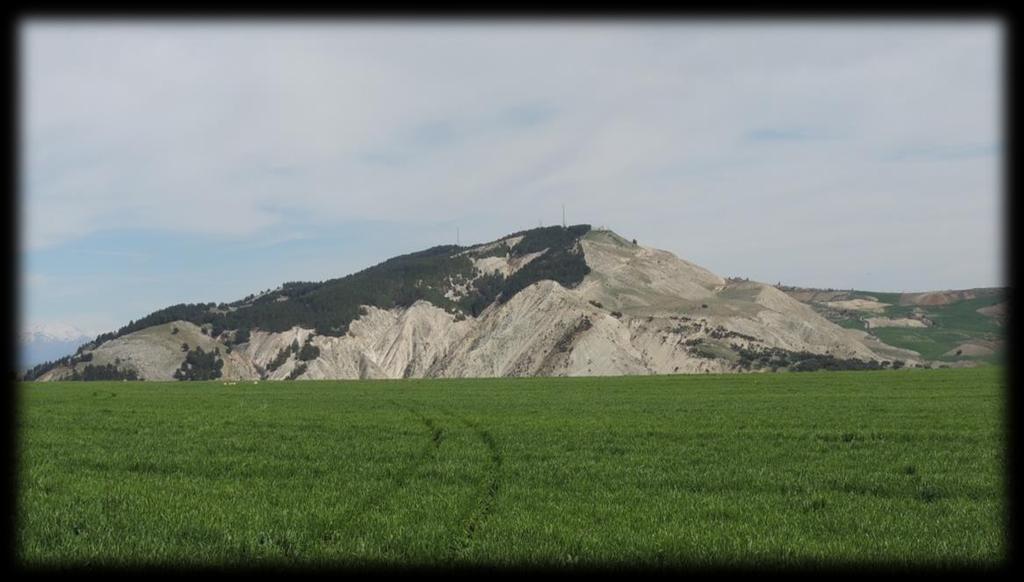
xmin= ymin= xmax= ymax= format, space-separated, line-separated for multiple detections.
xmin=21 ymin=19 xmax=1003 ymax=337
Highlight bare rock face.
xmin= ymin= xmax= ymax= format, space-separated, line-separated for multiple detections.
xmin=430 ymin=280 xmax=601 ymax=377
xmin=42 ymin=228 xmax=923 ymax=381
xmin=576 ymin=229 xmax=723 ymax=314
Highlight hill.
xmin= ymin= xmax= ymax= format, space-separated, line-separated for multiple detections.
xmin=26 ymin=226 xmax=949 ymax=381
xmin=779 ymin=286 xmax=1007 ymax=362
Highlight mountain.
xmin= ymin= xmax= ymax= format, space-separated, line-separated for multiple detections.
xmin=26 ymin=225 xmax=939 ymax=382
xmin=19 ymin=323 xmax=95 ymax=370
xmin=779 ymin=285 xmax=1007 ymax=362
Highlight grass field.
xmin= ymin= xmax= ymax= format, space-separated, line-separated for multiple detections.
xmin=17 ymin=367 xmax=1006 ymax=569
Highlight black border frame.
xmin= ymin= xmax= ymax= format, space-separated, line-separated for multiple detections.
xmin=2 ymin=5 xmax=1016 ymax=576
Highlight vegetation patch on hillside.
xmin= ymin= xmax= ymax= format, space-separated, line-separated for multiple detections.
xmin=65 ymin=363 xmax=139 ymax=381
xmin=173 ymin=346 xmax=224 ymax=381
xmin=734 ymin=345 xmax=905 ymax=372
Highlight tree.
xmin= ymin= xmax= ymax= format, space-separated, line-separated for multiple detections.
xmin=267 ymin=347 xmax=291 ymax=372
xmin=174 ymin=346 xmax=224 ymax=381
xmin=297 ymin=340 xmax=320 ymax=361
xmin=287 ymin=363 xmax=308 ymax=380
xmin=71 ymin=224 xmax=597 ymax=343
xmin=67 ymin=363 xmax=139 ymax=381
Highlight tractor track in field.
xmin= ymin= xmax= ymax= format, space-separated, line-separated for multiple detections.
xmin=326 ymin=401 xmax=445 ymax=542
xmin=436 ymin=406 xmax=503 ymax=560
xmin=388 ymin=401 xmax=447 ymax=487
xmin=325 ymin=400 xmax=502 ymax=559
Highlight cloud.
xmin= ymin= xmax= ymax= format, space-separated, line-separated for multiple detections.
xmin=70 ymin=248 xmax=150 ymax=259
xmin=882 ymin=143 xmax=999 ymax=162
xmin=25 ymin=272 xmax=48 ymax=288
xmin=745 ymin=128 xmax=838 ymax=142
xmin=20 ymin=20 xmax=1002 ymax=298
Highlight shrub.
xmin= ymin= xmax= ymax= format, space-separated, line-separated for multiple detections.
xmin=287 ymin=363 xmax=308 ymax=380
xmin=266 ymin=346 xmax=291 ymax=372
xmin=734 ymin=345 xmax=887 ymax=373
xmin=297 ymin=340 xmax=320 ymax=362
xmin=173 ymin=346 xmax=224 ymax=381
xmin=70 ymin=352 xmax=93 ymax=365
xmin=67 ymin=363 xmax=139 ymax=381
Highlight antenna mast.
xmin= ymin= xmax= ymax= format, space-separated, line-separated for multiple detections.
xmin=562 ymin=204 xmax=566 ymax=228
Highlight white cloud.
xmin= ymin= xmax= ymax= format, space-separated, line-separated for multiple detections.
xmin=21 ymin=20 xmax=1003 ymax=291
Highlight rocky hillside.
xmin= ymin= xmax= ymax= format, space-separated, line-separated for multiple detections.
xmin=27 ymin=226 xmax=928 ymax=381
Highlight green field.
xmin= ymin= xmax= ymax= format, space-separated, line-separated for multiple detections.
xmin=17 ymin=368 xmax=1006 ymax=568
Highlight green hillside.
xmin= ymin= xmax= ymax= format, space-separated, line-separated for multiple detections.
xmin=782 ymin=287 xmax=1007 ymax=363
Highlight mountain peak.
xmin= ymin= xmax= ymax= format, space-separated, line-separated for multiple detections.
xmin=21 ymin=322 xmax=94 ymax=343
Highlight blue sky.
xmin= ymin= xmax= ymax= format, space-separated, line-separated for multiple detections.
xmin=21 ymin=20 xmax=1003 ymax=336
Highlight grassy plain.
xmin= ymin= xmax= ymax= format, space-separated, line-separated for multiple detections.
xmin=17 ymin=367 xmax=1006 ymax=569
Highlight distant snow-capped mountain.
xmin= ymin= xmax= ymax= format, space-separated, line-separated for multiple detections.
xmin=21 ymin=322 xmax=94 ymax=344
xmin=20 ymin=323 xmax=96 ymax=369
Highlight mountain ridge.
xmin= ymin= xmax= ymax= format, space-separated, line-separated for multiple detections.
xmin=24 ymin=225 xmax=999 ymax=382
